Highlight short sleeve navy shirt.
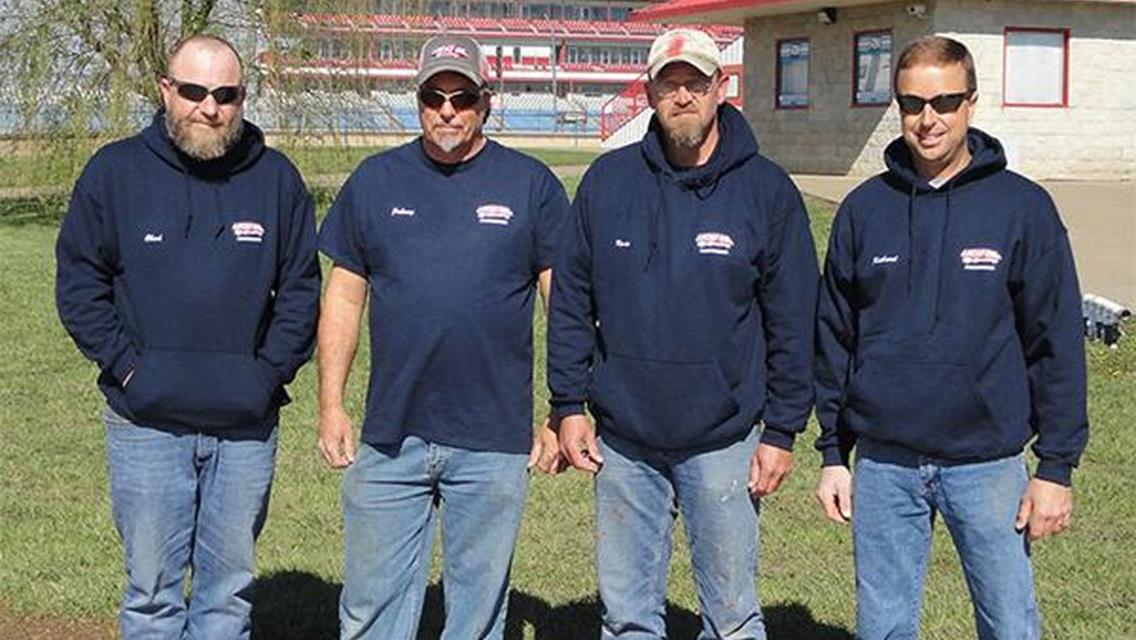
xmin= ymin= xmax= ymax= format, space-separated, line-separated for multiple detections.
xmin=318 ymin=139 xmax=570 ymax=453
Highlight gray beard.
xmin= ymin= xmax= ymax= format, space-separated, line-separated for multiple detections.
xmin=667 ymin=121 xmax=707 ymax=150
xmin=166 ymin=112 xmax=244 ymax=161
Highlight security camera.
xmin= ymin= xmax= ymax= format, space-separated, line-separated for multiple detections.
xmin=906 ymin=3 xmax=927 ymax=17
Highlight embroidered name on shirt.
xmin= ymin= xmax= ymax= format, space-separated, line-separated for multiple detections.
xmin=390 ymin=207 xmax=415 ymax=217
xmin=872 ymin=255 xmax=899 ymax=265
xmin=476 ymin=204 xmax=514 ymax=226
xmin=960 ymin=247 xmax=1002 ymax=271
xmin=695 ymin=232 xmax=734 ymax=256
xmin=615 ymin=239 xmax=632 ymax=248
xmin=143 ymin=233 xmax=163 ymax=244
xmin=232 ymin=221 xmax=265 ymax=243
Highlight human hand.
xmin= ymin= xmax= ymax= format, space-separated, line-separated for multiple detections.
xmin=318 ymin=406 xmax=356 ymax=469
xmin=528 ymin=417 xmax=565 ymax=475
xmin=1015 ymin=477 xmax=1073 ymax=541
xmin=748 ymin=443 xmax=793 ymax=497
xmin=557 ymin=414 xmax=603 ymax=473
xmin=815 ymin=465 xmax=853 ymax=523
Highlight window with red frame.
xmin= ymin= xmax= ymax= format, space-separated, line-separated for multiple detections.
xmin=1004 ymin=28 xmax=1069 ymax=107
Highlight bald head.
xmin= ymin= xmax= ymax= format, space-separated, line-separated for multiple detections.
xmin=166 ymin=34 xmax=244 ymax=85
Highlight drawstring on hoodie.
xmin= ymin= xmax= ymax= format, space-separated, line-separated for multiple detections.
xmin=930 ymin=183 xmax=953 ymax=331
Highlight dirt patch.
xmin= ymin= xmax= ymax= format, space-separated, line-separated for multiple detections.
xmin=0 ymin=608 xmax=116 ymax=640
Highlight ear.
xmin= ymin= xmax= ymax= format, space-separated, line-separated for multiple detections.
xmin=714 ymin=72 xmax=728 ymax=106
xmin=966 ymin=92 xmax=978 ymax=123
xmin=157 ymin=75 xmax=173 ymax=110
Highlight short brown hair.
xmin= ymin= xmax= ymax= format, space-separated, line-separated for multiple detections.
xmin=893 ymin=36 xmax=976 ymax=93
xmin=166 ymin=34 xmax=244 ymax=80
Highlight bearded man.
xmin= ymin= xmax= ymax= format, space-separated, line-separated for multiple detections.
xmin=55 ymin=34 xmax=320 ymax=639
xmin=548 ymin=28 xmax=819 ymax=639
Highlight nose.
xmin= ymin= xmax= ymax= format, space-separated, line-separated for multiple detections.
xmin=673 ymin=85 xmax=695 ymax=105
xmin=438 ymin=98 xmax=457 ymax=120
xmin=198 ymin=94 xmax=220 ymax=118
xmin=918 ymin=103 xmax=937 ymax=127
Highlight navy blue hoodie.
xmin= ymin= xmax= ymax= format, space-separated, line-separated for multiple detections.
xmin=549 ymin=105 xmax=818 ymax=451
xmin=56 ymin=112 xmax=320 ymax=432
xmin=815 ymin=128 xmax=1088 ymax=485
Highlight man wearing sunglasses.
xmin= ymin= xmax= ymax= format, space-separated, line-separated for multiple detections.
xmin=815 ymin=36 xmax=1087 ymax=639
xmin=55 ymin=34 xmax=320 ymax=639
xmin=316 ymin=34 xmax=569 ymax=639
xmin=549 ymin=28 xmax=818 ymax=638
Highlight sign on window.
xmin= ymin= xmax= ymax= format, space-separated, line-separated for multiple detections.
xmin=777 ymin=39 xmax=809 ymax=108
xmin=855 ymin=31 xmax=892 ymax=105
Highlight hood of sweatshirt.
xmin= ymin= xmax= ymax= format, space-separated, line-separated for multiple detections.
xmin=142 ymin=111 xmax=266 ymax=238
xmin=641 ymin=103 xmax=758 ymax=192
xmin=882 ymin=127 xmax=1006 ymax=193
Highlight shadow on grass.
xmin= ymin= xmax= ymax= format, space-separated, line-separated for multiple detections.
xmin=251 ymin=570 xmax=851 ymax=640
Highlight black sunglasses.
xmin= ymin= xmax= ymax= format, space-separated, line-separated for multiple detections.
xmin=895 ymin=91 xmax=973 ymax=116
xmin=166 ymin=77 xmax=245 ymax=105
xmin=418 ymin=87 xmax=482 ymax=111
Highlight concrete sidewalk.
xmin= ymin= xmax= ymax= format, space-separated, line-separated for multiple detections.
xmin=792 ymin=174 xmax=1136 ymax=309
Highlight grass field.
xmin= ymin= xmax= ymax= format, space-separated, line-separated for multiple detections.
xmin=0 ymin=171 xmax=1132 ymax=639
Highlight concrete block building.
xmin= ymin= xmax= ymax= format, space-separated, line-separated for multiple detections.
xmin=634 ymin=0 xmax=1136 ymax=179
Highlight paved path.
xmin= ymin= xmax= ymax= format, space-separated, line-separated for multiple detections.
xmin=793 ymin=175 xmax=1136 ymax=309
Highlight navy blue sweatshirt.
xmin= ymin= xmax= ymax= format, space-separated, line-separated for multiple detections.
xmin=548 ymin=105 xmax=818 ymax=451
xmin=56 ymin=112 xmax=320 ymax=432
xmin=815 ymin=128 xmax=1088 ymax=485
xmin=318 ymin=139 xmax=569 ymax=454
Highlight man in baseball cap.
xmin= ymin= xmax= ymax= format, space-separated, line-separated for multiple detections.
xmin=318 ymin=33 xmax=569 ymax=640
xmin=551 ymin=26 xmax=816 ymax=638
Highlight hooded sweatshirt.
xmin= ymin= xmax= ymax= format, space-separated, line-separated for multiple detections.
xmin=548 ymin=105 xmax=818 ymax=451
xmin=56 ymin=111 xmax=320 ymax=432
xmin=814 ymin=128 xmax=1088 ymax=486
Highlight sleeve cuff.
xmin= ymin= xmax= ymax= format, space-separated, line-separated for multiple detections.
xmin=550 ymin=402 xmax=586 ymax=421
xmin=820 ymin=445 xmax=849 ymax=468
xmin=1035 ymin=459 xmax=1073 ymax=487
xmin=759 ymin=426 xmax=796 ymax=451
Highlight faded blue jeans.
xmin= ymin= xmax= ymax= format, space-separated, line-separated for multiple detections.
xmin=595 ymin=428 xmax=767 ymax=640
xmin=339 ymin=436 xmax=530 ymax=640
xmin=104 ymin=406 xmax=278 ymax=640
xmin=853 ymin=438 xmax=1040 ymax=640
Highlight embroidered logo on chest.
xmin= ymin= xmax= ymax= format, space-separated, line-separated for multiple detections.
xmin=695 ymin=232 xmax=735 ymax=256
xmin=476 ymin=204 xmax=514 ymax=226
xmin=872 ymin=254 xmax=900 ymax=265
xmin=232 ymin=221 xmax=265 ymax=243
xmin=390 ymin=207 xmax=415 ymax=217
xmin=960 ymin=247 xmax=1002 ymax=271
xmin=143 ymin=233 xmax=164 ymax=244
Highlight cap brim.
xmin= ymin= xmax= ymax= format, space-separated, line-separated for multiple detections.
xmin=648 ymin=56 xmax=719 ymax=80
xmin=416 ymin=64 xmax=485 ymax=88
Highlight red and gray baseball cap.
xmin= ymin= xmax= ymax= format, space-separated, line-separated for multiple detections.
xmin=646 ymin=28 xmax=722 ymax=80
xmin=416 ymin=35 xmax=491 ymax=88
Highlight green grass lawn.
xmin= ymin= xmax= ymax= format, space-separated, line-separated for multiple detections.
xmin=0 ymin=177 xmax=1132 ymax=639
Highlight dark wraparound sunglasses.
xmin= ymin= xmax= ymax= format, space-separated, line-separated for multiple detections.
xmin=166 ymin=77 xmax=245 ymax=105
xmin=896 ymin=91 xmax=973 ymax=115
xmin=418 ymin=87 xmax=482 ymax=111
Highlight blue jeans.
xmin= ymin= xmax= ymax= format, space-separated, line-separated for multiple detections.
xmin=853 ymin=439 xmax=1040 ymax=640
xmin=104 ymin=407 xmax=277 ymax=640
xmin=339 ymin=436 xmax=530 ymax=640
xmin=595 ymin=428 xmax=766 ymax=640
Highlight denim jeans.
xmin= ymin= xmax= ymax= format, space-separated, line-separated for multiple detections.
xmin=339 ymin=436 xmax=530 ymax=640
xmin=104 ymin=406 xmax=277 ymax=640
xmin=594 ymin=428 xmax=766 ymax=640
xmin=853 ymin=439 xmax=1040 ymax=640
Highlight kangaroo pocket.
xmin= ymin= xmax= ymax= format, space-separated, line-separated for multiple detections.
xmin=589 ymin=354 xmax=739 ymax=449
xmin=844 ymin=356 xmax=995 ymax=458
xmin=124 ymin=349 xmax=277 ymax=428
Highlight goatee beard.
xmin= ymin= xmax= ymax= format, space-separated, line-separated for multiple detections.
xmin=166 ymin=112 xmax=244 ymax=161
